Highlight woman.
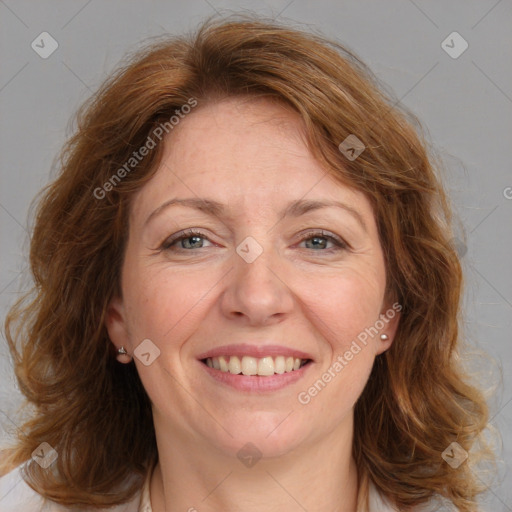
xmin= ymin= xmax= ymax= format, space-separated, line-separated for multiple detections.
xmin=0 ymin=15 xmax=494 ymax=512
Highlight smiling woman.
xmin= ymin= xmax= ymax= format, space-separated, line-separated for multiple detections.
xmin=0 ymin=14 xmax=495 ymax=512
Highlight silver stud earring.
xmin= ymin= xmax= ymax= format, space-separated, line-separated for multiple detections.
xmin=116 ymin=346 xmax=132 ymax=363
xmin=380 ymin=334 xmax=389 ymax=341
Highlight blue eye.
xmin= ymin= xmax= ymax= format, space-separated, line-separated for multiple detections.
xmin=161 ymin=229 xmax=212 ymax=250
xmin=297 ymin=231 xmax=347 ymax=251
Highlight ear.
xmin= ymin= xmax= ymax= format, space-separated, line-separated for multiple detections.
xmin=105 ymin=295 xmax=131 ymax=352
xmin=375 ymin=300 xmax=401 ymax=355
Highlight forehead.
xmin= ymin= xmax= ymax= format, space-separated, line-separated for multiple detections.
xmin=130 ymin=97 xmax=374 ymax=225
xmin=159 ymin=96 xmax=315 ymax=182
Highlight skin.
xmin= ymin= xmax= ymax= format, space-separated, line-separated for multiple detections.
xmin=106 ymin=96 xmax=400 ymax=512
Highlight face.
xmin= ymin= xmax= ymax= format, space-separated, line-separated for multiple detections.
xmin=106 ymin=96 xmax=399 ymax=460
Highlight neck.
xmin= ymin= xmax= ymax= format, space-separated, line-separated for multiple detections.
xmin=149 ymin=416 xmax=359 ymax=512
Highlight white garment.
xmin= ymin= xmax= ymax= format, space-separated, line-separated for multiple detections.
xmin=0 ymin=463 xmax=399 ymax=511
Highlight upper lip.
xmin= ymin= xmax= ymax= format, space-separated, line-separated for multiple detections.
xmin=197 ymin=344 xmax=314 ymax=361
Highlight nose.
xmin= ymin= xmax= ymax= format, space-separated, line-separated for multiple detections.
xmin=219 ymin=240 xmax=295 ymax=326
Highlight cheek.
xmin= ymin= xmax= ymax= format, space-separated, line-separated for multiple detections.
xmin=122 ymin=262 xmax=218 ymax=344
xmin=295 ymin=271 xmax=382 ymax=420
xmin=299 ymin=266 xmax=385 ymax=354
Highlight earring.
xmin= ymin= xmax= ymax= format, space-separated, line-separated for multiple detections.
xmin=116 ymin=346 xmax=132 ymax=363
xmin=380 ymin=334 xmax=389 ymax=341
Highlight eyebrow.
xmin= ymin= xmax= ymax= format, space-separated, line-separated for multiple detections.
xmin=144 ymin=197 xmax=367 ymax=232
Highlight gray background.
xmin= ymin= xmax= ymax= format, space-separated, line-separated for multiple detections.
xmin=0 ymin=0 xmax=510 ymax=510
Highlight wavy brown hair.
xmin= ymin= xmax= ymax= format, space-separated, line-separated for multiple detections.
xmin=1 ymin=14 xmax=495 ymax=511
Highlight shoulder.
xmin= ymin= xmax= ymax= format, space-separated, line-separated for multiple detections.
xmin=0 ymin=464 xmax=141 ymax=512
xmin=0 ymin=464 xmax=56 ymax=512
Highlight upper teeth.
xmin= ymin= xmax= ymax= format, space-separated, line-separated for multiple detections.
xmin=205 ymin=355 xmax=306 ymax=376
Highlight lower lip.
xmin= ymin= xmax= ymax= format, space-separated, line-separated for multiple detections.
xmin=198 ymin=360 xmax=313 ymax=392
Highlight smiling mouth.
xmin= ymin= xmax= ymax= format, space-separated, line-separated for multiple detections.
xmin=200 ymin=355 xmax=312 ymax=376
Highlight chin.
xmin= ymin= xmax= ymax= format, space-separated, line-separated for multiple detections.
xmin=205 ymin=410 xmax=309 ymax=461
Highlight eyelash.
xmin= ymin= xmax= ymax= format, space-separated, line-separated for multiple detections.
xmin=160 ymin=228 xmax=348 ymax=253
